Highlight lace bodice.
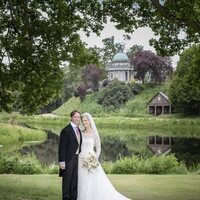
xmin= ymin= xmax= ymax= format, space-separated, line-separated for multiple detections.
xmin=80 ymin=131 xmax=101 ymax=159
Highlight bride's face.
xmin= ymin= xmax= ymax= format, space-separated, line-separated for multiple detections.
xmin=82 ymin=116 xmax=91 ymax=129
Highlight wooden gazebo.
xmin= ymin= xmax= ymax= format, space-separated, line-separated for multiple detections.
xmin=147 ymin=92 xmax=171 ymax=115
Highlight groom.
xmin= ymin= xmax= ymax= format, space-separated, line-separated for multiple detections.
xmin=58 ymin=110 xmax=82 ymax=200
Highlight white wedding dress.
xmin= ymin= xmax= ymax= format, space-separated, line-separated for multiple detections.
xmin=78 ymin=131 xmax=131 ymax=200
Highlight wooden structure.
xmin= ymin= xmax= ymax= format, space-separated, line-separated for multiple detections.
xmin=147 ymin=92 xmax=171 ymax=115
xmin=147 ymin=135 xmax=174 ymax=155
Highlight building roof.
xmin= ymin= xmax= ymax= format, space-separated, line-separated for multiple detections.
xmin=147 ymin=91 xmax=171 ymax=105
xmin=112 ymin=52 xmax=129 ymax=62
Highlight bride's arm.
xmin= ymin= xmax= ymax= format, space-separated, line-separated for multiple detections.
xmin=94 ymin=133 xmax=101 ymax=159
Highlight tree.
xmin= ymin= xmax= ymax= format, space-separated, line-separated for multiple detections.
xmin=169 ymin=45 xmax=200 ymax=114
xmin=101 ymin=36 xmax=125 ymax=64
xmin=104 ymin=0 xmax=200 ymax=56
xmin=0 ymin=0 xmax=105 ymax=113
xmin=127 ymin=44 xmax=143 ymax=58
xmin=81 ymin=64 xmax=104 ymax=92
xmin=68 ymin=45 xmax=102 ymax=83
xmin=130 ymin=50 xmax=172 ymax=83
xmin=74 ymin=84 xmax=87 ymax=102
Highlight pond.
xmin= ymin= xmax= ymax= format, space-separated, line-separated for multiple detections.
xmin=1 ymin=123 xmax=199 ymax=167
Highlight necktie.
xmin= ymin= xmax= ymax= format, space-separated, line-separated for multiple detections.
xmin=75 ymin=126 xmax=80 ymax=154
xmin=75 ymin=126 xmax=79 ymax=135
xmin=75 ymin=127 xmax=80 ymax=144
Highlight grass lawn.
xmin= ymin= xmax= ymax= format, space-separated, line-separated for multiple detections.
xmin=0 ymin=174 xmax=200 ymax=200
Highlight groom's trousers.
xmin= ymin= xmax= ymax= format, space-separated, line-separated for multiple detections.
xmin=62 ymin=155 xmax=78 ymax=200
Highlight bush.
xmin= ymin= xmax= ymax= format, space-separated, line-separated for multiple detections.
xmin=110 ymin=154 xmax=188 ymax=174
xmin=128 ymin=82 xmax=144 ymax=95
xmin=147 ymin=155 xmax=179 ymax=174
xmin=45 ymin=164 xmax=59 ymax=174
xmin=0 ymin=154 xmax=42 ymax=174
xmin=111 ymin=156 xmax=140 ymax=174
xmin=96 ymin=79 xmax=133 ymax=108
xmin=101 ymin=161 xmax=114 ymax=174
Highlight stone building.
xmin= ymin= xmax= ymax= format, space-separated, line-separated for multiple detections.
xmin=106 ymin=52 xmax=135 ymax=83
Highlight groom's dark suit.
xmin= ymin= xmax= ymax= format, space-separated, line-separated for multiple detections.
xmin=58 ymin=123 xmax=82 ymax=200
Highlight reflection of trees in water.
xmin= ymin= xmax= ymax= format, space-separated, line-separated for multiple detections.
xmin=20 ymin=131 xmax=132 ymax=165
xmin=171 ymin=137 xmax=200 ymax=167
xmin=19 ymin=130 xmax=200 ymax=167
xmin=101 ymin=139 xmax=132 ymax=161
xmin=20 ymin=131 xmax=59 ymax=166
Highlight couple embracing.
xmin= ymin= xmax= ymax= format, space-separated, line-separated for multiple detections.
xmin=58 ymin=110 xmax=131 ymax=200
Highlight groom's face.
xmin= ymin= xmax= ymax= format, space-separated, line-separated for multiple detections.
xmin=71 ymin=112 xmax=81 ymax=125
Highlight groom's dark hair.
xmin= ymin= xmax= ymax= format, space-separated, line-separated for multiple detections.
xmin=70 ymin=110 xmax=81 ymax=117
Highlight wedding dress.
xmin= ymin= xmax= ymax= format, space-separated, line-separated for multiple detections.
xmin=77 ymin=131 xmax=131 ymax=200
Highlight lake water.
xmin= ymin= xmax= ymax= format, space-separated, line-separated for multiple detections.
xmin=4 ymin=124 xmax=197 ymax=167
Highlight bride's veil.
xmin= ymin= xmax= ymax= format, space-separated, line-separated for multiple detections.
xmin=81 ymin=112 xmax=101 ymax=158
xmin=81 ymin=112 xmax=98 ymax=135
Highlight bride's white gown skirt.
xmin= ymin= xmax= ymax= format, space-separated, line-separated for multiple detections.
xmin=77 ymin=133 xmax=131 ymax=200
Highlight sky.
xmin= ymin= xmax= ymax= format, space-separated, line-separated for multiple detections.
xmin=79 ymin=20 xmax=179 ymax=68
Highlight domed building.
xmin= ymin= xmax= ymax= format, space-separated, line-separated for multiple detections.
xmin=106 ymin=51 xmax=135 ymax=83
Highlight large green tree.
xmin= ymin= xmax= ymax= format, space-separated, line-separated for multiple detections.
xmin=169 ymin=45 xmax=200 ymax=114
xmin=100 ymin=36 xmax=125 ymax=64
xmin=68 ymin=44 xmax=102 ymax=83
xmin=0 ymin=0 xmax=104 ymax=113
xmin=127 ymin=44 xmax=143 ymax=58
xmin=104 ymin=0 xmax=200 ymax=56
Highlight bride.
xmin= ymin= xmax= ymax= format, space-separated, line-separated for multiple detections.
xmin=78 ymin=112 xmax=131 ymax=200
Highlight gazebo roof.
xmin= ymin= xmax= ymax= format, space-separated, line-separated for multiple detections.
xmin=112 ymin=52 xmax=129 ymax=62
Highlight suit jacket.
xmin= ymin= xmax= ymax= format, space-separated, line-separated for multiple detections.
xmin=58 ymin=123 xmax=82 ymax=177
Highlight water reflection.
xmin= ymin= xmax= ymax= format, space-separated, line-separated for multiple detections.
xmin=20 ymin=131 xmax=59 ymax=166
xmin=171 ymin=137 xmax=200 ymax=167
xmin=17 ymin=129 xmax=200 ymax=168
xmin=148 ymin=135 xmax=200 ymax=167
xmin=147 ymin=135 xmax=174 ymax=155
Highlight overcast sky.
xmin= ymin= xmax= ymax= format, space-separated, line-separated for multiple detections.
xmin=80 ymin=20 xmax=179 ymax=68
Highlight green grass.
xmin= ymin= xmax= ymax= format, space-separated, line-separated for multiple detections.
xmin=14 ymin=114 xmax=200 ymax=135
xmin=0 ymin=174 xmax=200 ymax=200
xmin=53 ymin=95 xmax=109 ymax=117
xmin=53 ymin=83 xmax=170 ymax=117
xmin=119 ymin=83 xmax=170 ymax=117
xmin=0 ymin=123 xmax=46 ymax=144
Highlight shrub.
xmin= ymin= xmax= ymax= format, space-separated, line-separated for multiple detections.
xmin=96 ymin=79 xmax=133 ymax=108
xmin=45 ymin=164 xmax=59 ymax=174
xmin=111 ymin=156 xmax=140 ymax=174
xmin=0 ymin=154 xmax=42 ymax=174
xmin=110 ymin=154 xmax=188 ymax=174
xmin=147 ymin=155 xmax=179 ymax=174
xmin=101 ymin=161 xmax=114 ymax=174
xmin=128 ymin=82 xmax=144 ymax=95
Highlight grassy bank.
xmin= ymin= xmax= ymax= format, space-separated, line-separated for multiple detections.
xmin=0 ymin=174 xmax=200 ymax=200
xmin=53 ymin=83 xmax=170 ymax=117
xmin=0 ymin=123 xmax=46 ymax=144
xmin=0 ymin=122 xmax=47 ymax=153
